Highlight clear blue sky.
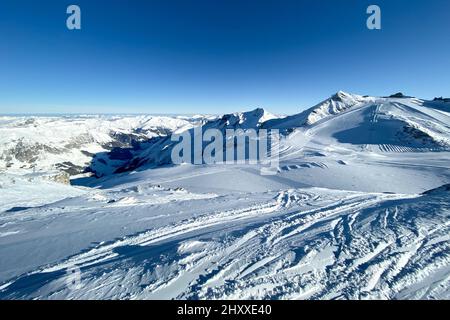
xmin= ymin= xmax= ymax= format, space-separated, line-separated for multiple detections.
xmin=0 ymin=0 xmax=449 ymax=114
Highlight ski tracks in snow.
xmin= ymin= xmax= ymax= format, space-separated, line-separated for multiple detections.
xmin=0 ymin=188 xmax=448 ymax=300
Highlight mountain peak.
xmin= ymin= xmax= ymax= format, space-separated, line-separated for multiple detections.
xmin=300 ymin=91 xmax=367 ymax=125
xmin=331 ymin=91 xmax=364 ymax=102
xmin=244 ymin=108 xmax=276 ymax=122
xmin=216 ymin=107 xmax=276 ymax=128
xmin=245 ymin=107 xmax=266 ymax=117
xmin=334 ymin=90 xmax=352 ymax=98
xmin=392 ymin=92 xmax=413 ymax=98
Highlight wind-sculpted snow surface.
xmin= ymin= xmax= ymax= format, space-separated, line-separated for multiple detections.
xmin=0 ymin=187 xmax=448 ymax=299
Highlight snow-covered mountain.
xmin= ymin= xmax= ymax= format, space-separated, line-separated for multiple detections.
xmin=102 ymin=92 xmax=450 ymax=177
xmin=2 ymin=93 xmax=447 ymax=180
xmin=0 ymin=92 xmax=449 ymax=300
xmin=265 ymin=91 xmax=371 ymax=129
xmin=0 ymin=115 xmax=208 ymax=177
xmin=267 ymin=91 xmax=449 ymax=151
xmin=105 ymin=108 xmax=278 ymax=175
xmin=300 ymin=93 xmax=450 ymax=152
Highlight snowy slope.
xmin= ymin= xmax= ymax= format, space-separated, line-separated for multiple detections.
xmin=95 ymin=93 xmax=450 ymax=194
xmin=304 ymin=97 xmax=450 ymax=153
xmin=0 ymin=182 xmax=448 ymax=299
xmin=0 ymin=173 xmax=86 ymax=213
xmin=0 ymin=92 xmax=449 ymax=300
xmin=111 ymin=93 xmax=449 ymax=176
xmin=106 ymin=108 xmax=278 ymax=174
xmin=264 ymin=91 xmax=372 ymax=130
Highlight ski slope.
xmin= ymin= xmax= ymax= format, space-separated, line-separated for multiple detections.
xmin=0 ymin=183 xmax=448 ymax=299
xmin=0 ymin=92 xmax=449 ymax=300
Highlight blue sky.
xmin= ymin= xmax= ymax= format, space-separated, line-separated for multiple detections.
xmin=0 ymin=0 xmax=449 ymax=114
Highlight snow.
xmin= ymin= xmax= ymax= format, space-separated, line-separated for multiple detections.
xmin=0 ymin=92 xmax=449 ymax=300
xmin=0 ymin=173 xmax=86 ymax=213
xmin=0 ymin=115 xmax=202 ymax=174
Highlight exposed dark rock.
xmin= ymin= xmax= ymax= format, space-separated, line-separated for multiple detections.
xmin=433 ymin=97 xmax=450 ymax=103
xmin=1 ymin=139 xmax=61 ymax=164
xmin=81 ymin=150 xmax=95 ymax=157
xmin=55 ymin=162 xmax=86 ymax=175
xmin=389 ymin=92 xmax=406 ymax=98
xmin=387 ymin=92 xmax=415 ymax=99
